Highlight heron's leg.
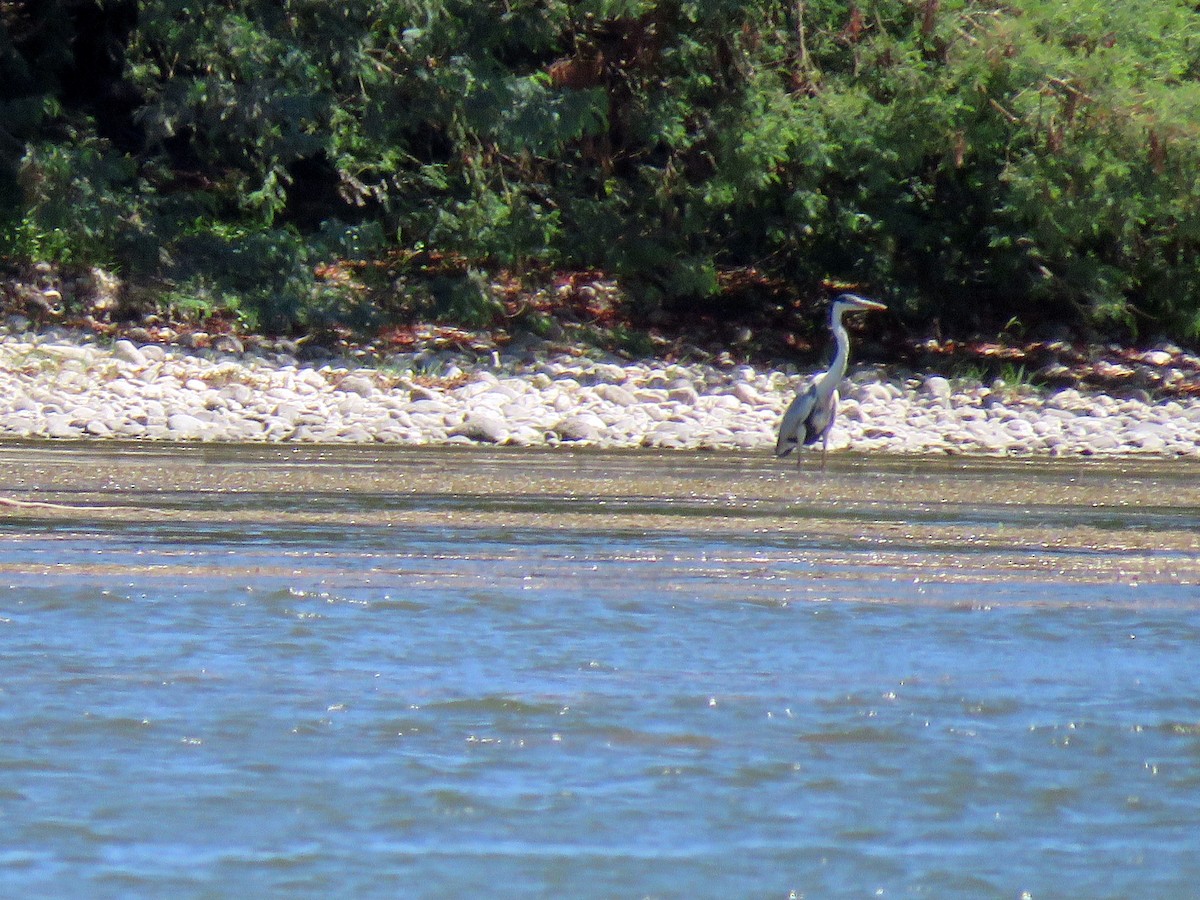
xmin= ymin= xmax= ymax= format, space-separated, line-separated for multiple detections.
xmin=821 ymin=392 xmax=838 ymax=473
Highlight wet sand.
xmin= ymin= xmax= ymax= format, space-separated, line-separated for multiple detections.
xmin=1 ymin=443 xmax=1198 ymax=573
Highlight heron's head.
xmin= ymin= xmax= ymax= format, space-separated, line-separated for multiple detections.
xmin=831 ymin=293 xmax=887 ymax=317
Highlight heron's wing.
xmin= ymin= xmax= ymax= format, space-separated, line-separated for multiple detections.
xmin=809 ymin=388 xmax=838 ymax=443
xmin=775 ymin=382 xmax=818 ymax=457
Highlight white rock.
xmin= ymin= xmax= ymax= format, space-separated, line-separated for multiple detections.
xmin=167 ymin=413 xmax=208 ymax=439
xmin=643 ymin=420 xmax=697 ymax=448
xmin=270 ymin=403 xmax=303 ymax=425
xmin=1 ymin=413 xmax=37 ymax=436
xmin=45 ymin=414 xmax=82 ymax=439
xmin=337 ymin=395 xmax=367 ymax=416
xmin=409 ymin=385 xmax=440 ymax=403
xmin=668 ymin=385 xmax=699 ymax=405
xmin=919 ymin=376 xmax=953 ymax=406
xmin=704 ymin=394 xmax=742 ymax=412
xmin=449 ymin=413 xmax=507 ymax=443
xmin=732 ymin=383 xmax=760 ymax=404
xmin=112 ymin=340 xmax=147 ymax=367
xmin=338 ymin=425 xmax=376 ymax=442
xmin=407 ymin=399 xmax=451 ymax=416
xmin=218 ymin=383 xmax=251 ymax=405
xmin=554 ymin=415 xmax=603 ymax=443
xmin=340 ymin=375 xmax=376 ymax=397
xmin=851 ymin=382 xmax=893 ymax=404
xmin=595 ymin=383 xmax=638 ymax=406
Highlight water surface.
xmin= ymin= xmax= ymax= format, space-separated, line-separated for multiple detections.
xmin=1 ymin=444 xmax=1198 ymax=897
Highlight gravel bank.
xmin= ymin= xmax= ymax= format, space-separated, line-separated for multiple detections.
xmin=2 ymin=331 xmax=1199 ymax=457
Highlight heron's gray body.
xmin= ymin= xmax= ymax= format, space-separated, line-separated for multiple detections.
xmin=774 ymin=380 xmax=838 ymax=456
xmin=775 ymin=293 xmax=886 ymax=466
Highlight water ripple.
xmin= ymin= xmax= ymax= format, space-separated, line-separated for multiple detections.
xmin=1 ymin=448 xmax=1199 ymax=896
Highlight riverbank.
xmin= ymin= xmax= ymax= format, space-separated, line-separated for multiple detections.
xmin=2 ymin=326 xmax=1199 ymax=458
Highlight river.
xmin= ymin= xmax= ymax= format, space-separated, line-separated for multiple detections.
xmin=1 ymin=444 xmax=1198 ymax=897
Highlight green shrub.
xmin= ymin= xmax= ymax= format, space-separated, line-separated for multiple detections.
xmin=2 ymin=0 xmax=1200 ymax=342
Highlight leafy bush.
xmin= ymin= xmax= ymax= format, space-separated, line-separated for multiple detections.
xmin=2 ymin=0 xmax=1200 ymax=342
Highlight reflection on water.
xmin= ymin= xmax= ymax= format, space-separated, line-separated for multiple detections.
xmin=0 ymin=444 xmax=1198 ymax=897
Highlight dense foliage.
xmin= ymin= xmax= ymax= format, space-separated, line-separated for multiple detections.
xmin=3 ymin=0 xmax=1200 ymax=343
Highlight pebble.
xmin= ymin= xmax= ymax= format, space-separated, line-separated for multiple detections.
xmin=449 ymin=412 xmax=507 ymax=444
xmin=113 ymin=339 xmax=147 ymax=367
xmin=338 ymin=374 xmax=374 ymax=400
xmin=554 ymin=415 xmax=602 ymax=443
xmin=0 ymin=332 xmax=1198 ymax=457
xmin=919 ymin=375 xmax=953 ymax=406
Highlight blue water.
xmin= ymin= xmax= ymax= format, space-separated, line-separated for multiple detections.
xmin=1 ymin=467 xmax=1199 ymax=897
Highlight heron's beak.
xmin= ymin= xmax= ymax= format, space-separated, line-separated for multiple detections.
xmin=845 ymin=295 xmax=887 ymax=313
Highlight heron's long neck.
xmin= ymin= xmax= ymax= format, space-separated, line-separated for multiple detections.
xmin=816 ymin=311 xmax=851 ymax=397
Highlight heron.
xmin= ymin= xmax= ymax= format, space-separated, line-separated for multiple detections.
xmin=775 ymin=293 xmax=887 ymax=469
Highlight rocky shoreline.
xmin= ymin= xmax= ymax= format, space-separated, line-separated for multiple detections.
xmin=2 ymin=327 xmax=1200 ymax=458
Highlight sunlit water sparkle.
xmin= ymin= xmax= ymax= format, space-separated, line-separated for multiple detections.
xmin=0 ymin=445 xmax=1198 ymax=897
